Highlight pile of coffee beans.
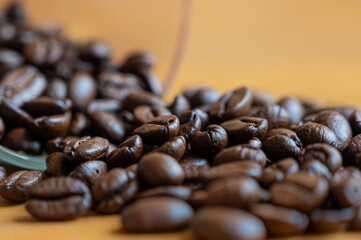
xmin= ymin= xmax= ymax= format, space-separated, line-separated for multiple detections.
xmin=0 ymin=2 xmax=361 ymax=239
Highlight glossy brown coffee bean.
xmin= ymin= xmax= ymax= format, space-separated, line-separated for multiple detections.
xmin=209 ymin=87 xmax=252 ymax=121
xmin=301 ymin=160 xmax=332 ymax=181
xmin=193 ymin=107 xmax=209 ymax=130
xmin=0 ymin=48 xmax=23 ymax=75
xmin=343 ymin=134 xmax=361 ymax=167
xmin=0 ymin=66 xmax=47 ymax=106
xmin=132 ymin=115 xmax=179 ymax=145
xmin=2 ymin=127 xmax=41 ymax=154
xmin=168 ymin=95 xmax=191 ymax=116
xmin=296 ymin=123 xmax=338 ymax=147
xmin=178 ymin=110 xmax=202 ymax=141
xmin=252 ymin=105 xmax=289 ymax=129
xmin=192 ymin=206 xmax=266 ymax=240
xmin=214 ymin=144 xmax=267 ymax=167
xmin=69 ymin=112 xmax=88 ymax=136
xmin=88 ymin=111 xmax=126 ymax=145
xmin=45 ymin=136 xmax=80 ymax=153
xmin=24 ymin=38 xmax=63 ymax=66
xmin=79 ymin=40 xmax=112 ymax=62
xmin=46 ymin=152 xmax=71 ymax=176
xmin=350 ymin=110 xmax=361 ymax=135
xmin=310 ymin=208 xmax=355 ymax=233
xmin=151 ymin=136 xmax=186 ymax=160
xmin=0 ymin=97 xmax=33 ymax=127
xmin=252 ymin=90 xmax=276 ymax=107
xmin=26 ymin=177 xmax=91 ymax=220
xmin=183 ymin=85 xmax=221 ymax=108
xmin=0 ymin=170 xmax=43 ymax=202
xmin=190 ymin=124 xmax=227 ymax=156
xmin=136 ymin=186 xmax=192 ymax=201
xmin=125 ymin=164 xmax=138 ymax=181
xmin=106 ymin=135 xmax=143 ymax=168
xmin=91 ymin=168 xmax=138 ymax=213
xmin=259 ymin=167 xmax=284 ymax=188
xmin=122 ymin=197 xmax=193 ymax=232
xmin=276 ymin=158 xmax=299 ymax=175
xmin=264 ymin=134 xmax=302 ymax=161
xmin=64 ymin=136 xmax=109 ymax=165
xmin=121 ymin=52 xmax=154 ymax=74
xmin=270 ymin=172 xmax=329 ymax=212
xmin=350 ymin=207 xmax=361 ymax=230
xmin=67 ymin=71 xmax=96 ymax=111
xmin=278 ymin=97 xmax=305 ymax=125
xmin=179 ymin=156 xmax=210 ymax=181
xmin=30 ymin=111 xmax=71 ymax=138
xmin=250 ymin=203 xmax=309 ymax=237
xmin=133 ymin=105 xmax=171 ymax=125
xmin=127 ymin=70 xmax=163 ymax=96
xmin=44 ymin=77 xmax=67 ymax=99
xmin=86 ymin=98 xmax=122 ymax=113
xmin=122 ymin=91 xmax=165 ymax=110
xmin=313 ymin=110 xmax=352 ymax=151
xmin=138 ymin=153 xmax=184 ymax=187
xmin=23 ymin=97 xmax=72 ymax=117
xmin=70 ymin=160 xmax=108 ymax=187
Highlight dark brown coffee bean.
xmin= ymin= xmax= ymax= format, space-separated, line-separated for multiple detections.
xmin=125 ymin=164 xmax=138 ymax=181
xmin=0 ymin=48 xmax=23 ymax=74
xmin=178 ymin=110 xmax=202 ymax=141
xmin=23 ymin=97 xmax=72 ymax=117
xmin=86 ymin=98 xmax=122 ymax=113
xmin=30 ymin=111 xmax=71 ymax=138
xmin=350 ymin=207 xmax=361 ymax=230
xmin=192 ymin=206 xmax=266 ymax=240
xmin=252 ymin=90 xmax=276 ymax=107
xmin=106 ymin=135 xmax=143 ymax=168
xmin=331 ymin=167 xmax=361 ymax=208
xmin=44 ymin=77 xmax=67 ymax=99
xmin=91 ymin=168 xmax=138 ymax=213
xmin=79 ymin=40 xmax=112 ymax=62
xmin=150 ymin=136 xmax=186 ymax=160
xmin=193 ymin=107 xmax=209 ymax=130
xmin=0 ymin=116 xmax=4 ymax=140
xmin=0 ymin=97 xmax=33 ymax=127
xmin=2 ymin=127 xmax=41 ymax=154
xmin=278 ymin=97 xmax=305 ymax=125
xmin=276 ymin=158 xmax=299 ymax=175
xmin=121 ymin=52 xmax=154 ymax=74
xmin=69 ymin=112 xmax=88 ymax=136
xmin=350 ymin=110 xmax=361 ymax=135
xmin=190 ymin=124 xmax=227 ymax=156
xmin=26 ymin=177 xmax=91 ymax=220
xmin=179 ymin=156 xmax=210 ymax=181
xmin=67 ymin=71 xmax=96 ymax=111
xmin=133 ymin=105 xmax=171 ymax=125
xmin=123 ymin=91 xmax=165 ymax=111
xmin=206 ymin=177 xmax=262 ymax=208
xmin=247 ymin=137 xmax=263 ymax=148
xmin=252 ymin=105 xmax=289 ymax=129
xmin=70 ymin=160 xmax=108 ymax=187
xmin=24 ymin=38 xmax=64 ymax=66
xmin=296 ymin=122 xmax=338 ymax=147
xmin=0 ymin=66 xmax=47 ymax=106
xmin=138 ymin=153 xmax=184 ymax=187
xmin=343 ymin=134 xmax=361 ymax=167
xmin=122 ymin=197 xmax=193 ymax=232
xmin=310 ymin=208 xmax=355 ymax=233
xmin=209 ymin=87 xmax=252 ymax=121
xmin=88 ymin=111 xmax=126 ymax=145
xmin=270 ymin=172 xmax=329 ymax=212
xmin=5 ymin=1 xmax=27 ymax=24
xmin=313 ymin=110 xmax=352 ymax=151
xmin=214 ymin=144 xmax=267 ymax=167
xmin=183 ymin=85 xmax=221 ymax=108
xmin=46 ymin=152 xmax=71 ymax=176
xmin=168 ymin=95 xmax=191 ymax=116
xmin=0 ymin=170 xmax=43 ymax=202
xmin=132 ymin=115 xmax=179 ymax=145
xmin=250 ymin=203 xmax=309 ymax=237
xmin=299 ymin=143 xmax=342 ymax=173
xmin=301 ymin=159 xmax=332 ymax=181
xmin=136 ymin=71 xmax=163 ymax=96
xmin=220 ymin=116 xmax=268 ymax=144
xmin=136 ymin=186 xmax=192 ymax=201
xmin=64 ymin=136 xmax=109 ymax=165
xmin=44 ymin=136 xmax=81 ymax=153
xmin=259 ymin=167 xmax=284 ymax=188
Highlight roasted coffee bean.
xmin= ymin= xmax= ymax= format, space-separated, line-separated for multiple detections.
xmin=106 ymin=135 xmax=143 ymax=168
xmin=132 ymin=115 xmax=179 ymax=145
xmin=250 ymin=203 xmax=309 ymax=237
xmin=252 ymin=105 xmax=289 ymax=129
xmin=0 ymin=66 xmax=47 ymax=106
xmin=46 ymin=152 xmax=71 ymax=176
xmin=30 ymin=111 xmax=71 ymax=138
xmin=302 ymin=159 xmax=332 ymax=181
xmin=343 ymin=134 xmax=361 ymax=167
xmin=122 ymin=90 xmax=165 ymax=110
xmin=276 ymin=158 xmax=299 ymax=175
xmin=88 ymin=111 xmax=126 ymax=145
xmin=70 ymin=160 xmax=107 ymax=187
xmin=313 ymin=110 xmax=352 ymax=151
xmin=183 ymin=85 xmax=221 ymax=108
xmin=209 ymin=87 xmax=252 ymax=121
xmin=350 ymin=110 xmax=361 ymax=135
xmin=138 ymin=153 xmax=184 ymax=187
xmin=45 ymin=136 xmax=80 ymax=153
xmin=44 ymin=77 xmax=67 ymax=99
xmin=0 ymin=97 xmax=33 ymax=127
xmin=168 ymin=95 xmax=191 ymax=116
xmin=26 ymin=177 xmax=91 ymax=220
xmin=122 ymin=197 xmax=193 ymax=232
xmin=125 ymin=164 xmax=138 ymax=181
xmin=133 ymin=105 xmax=171 ymax=125
xmin=206 ymin=177 xmax=262 ymax=208
xmin=23 ymin=97 xmax=72 ymax=117
xmin=179 ymin=156 xmax=210 ymax=181
xmin=69 ymin=112 xmax=88 ymax=136
xmin=192 ymin=206 xmax=266 ymax=240
xmin=86 ymin=98 xmax=122 ymax=113
xmin=270 ymin=172 xmax=329 ymax=212
xmin=2 ymin=127 xmax=41 ymax=154
xmin=310 ymin=208 xmax=355 ymax=233
xmin=67 ymin=71 xmax=96 ymax=111
xmin=24 ymin=38 xmax=64 ymax=66
xmin=296 ymin=122 xmax=338 ymax=147
xmin=0 ymin=48 xmax=23 ymax=74
xmin=331 ymin=167 xmax=361 ymax=208
xmin=0 ymin=116 xmax=4 ymax=140
xmin=79 ymin=40 xmax=112 ymax=62
xmin=247 ymin=137 xmax=263 ymax=148
xmin=188 ymin=190 xmax=208 ymax=209
xmin=190 ymin=124 xmax=227 ymax=156
xmin=200 ymin=161 xmax=263 ymax=183
xmin=121 ymin=52 xmax=154 ymax=74
xmin=5 ymin=1 xmax=27 ymax=24
xmin=252 ymin=90 xmax=276 ymax=107
xmin=136 ymin=186 xmax=192 ymax=201
xmin=151 ymin=136 xmax=186 ymax=160
xmin=214 ymin=144 xmax=267 ymax=167
xmin=178 ymin=110 xmax=202 ymax=141
xmin=278 ymin=97 xmax=305 ymax=125
xmin=350 ymin=207 xmax=361 ymax=230
xmin=259 ymin=167 xmax=284 ymax=188
xmin=91 ymin=168 xmax=138 ymax=213
xmin=193 ymin=107 xmax=209 ymax=130
xmin=135 ymin=71 xmax=163 ymax=96
xmin=220 ymin=116 xmax=268 ymax=144
xmin=0 ymin=170 xmax=43 ymax=202
xmin=64 ymin=136 xmax=109 ymax=165
xmin=299 ymin=143 xmax=342 ymax=173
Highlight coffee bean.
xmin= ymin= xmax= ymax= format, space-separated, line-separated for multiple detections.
xmin=296 ymin=122 xmax=338 ymax=147
xmin=209 ymin=87 xmax=253 ymax=121
xmin=122 ymin=197 xmax=193 ymax=232
xmin=122 ymin=90 xmax=165 ymax=110
xmin=179 ymin=156 xmax=210 ymax=181
xmin=91 ymin=168 xmax=138 ymax=213
xmin=151 ymin=136 xmax=186 ymax=160
xmin=0 ymin=116 xmax=4 ymax=140
xmin=5 ymin=1 xmax=27 ymax=24
xmin=0 ymin=97 xmax=33 ymax=127
xmin=69 ymin=112 xmax=88 ymax=136
xmin=46 ymin=152 xmax=71 ymax=176
xmin=121 ymin=52 xmax=154 ymax=74
xmin=350 ymin=207 xmax=361 ymax=230
xmin=178 ymin=110 xmax=202 ymax=141
xmin=125 ymin=164 xmax=138 ymax=181
xmin=44 ymin=77 xmax=67 ymax=99
xmin=259 ymin=167 xmax=284 ymax=188
xmin=276 ymin=158 xmax=299 ymax=175
xmin=136 ymin=71 xmax=163 ymax=96
xmin=30 ymin=111 xmax=71 ymax=138
xmin=24 ymin=38 xmax=64 ymax=66
xmin=0 ymin=48 xmax=23 ymax=74
xmin=190 ymin=124 xmax=227 ymax=156
xmin=26 ymin=177 xmax=91 ymax=220
xmin=250 ymin=203 xmax=309 ymax=237
xmin=2 ymin=127 xmax=41 ymax=154
xmin=192 ymin=206 xmax=266 ymax=240
xmin=343 ymin=134 xmax=361 ymax=167
xmin=67 ymin=71 xmax=96 ymax=111
xmin=133 ymin=105 xmax=171 ymax=125
xmin=106 ymin=135 xmax=143 ymax=168
xmin=310 ymin=208 xmax=355 ymax=232
xmin=79 ymin=40 xmax=112 ymax=62
xmin=193 ymin=107 xmax=209 ymax=130
xmin=0 ymin=166 xmax=5 ymax=182
xmin=138 ymin=153 xmax=184 ymax=187
xmin=45 ymin=136 xmax=81 ymax=153
xmin=270 ymin=172 xmax=329 ymax=212
xmin=350 ymin=110 xmax=361 ymax=135
xmin=214 ymin=144 xmax=267 ymax=167
xmin=132 ymin=115 xmax=179 ymax=145
xmin=23 ymin=97 xmax=72 ymax=117
xmin=301 ymin=159 xmax=332 ymax=181
xmin=136 ymin=186 xmax=192 ymax=201
xmin=183 ymin=85 xmax=221 ymax=108
xmin=70 ymin=160 xmax=108 ymax=187
xmin=64 ymin=136 xmax=109 ymax=165
xmin=252 ymin=105 xmax=289 ymax=129
xmin=0 ymin=170 xmax=43 ymax=202
xmin=252 ymin=90 xmax=276 ymax=107
xmin=168 ymin=95 xmax=191 ymax=116
xmin=278 ymin=97 xmax=305 ymax=125
xmin=85 ymin=98 xmax=122 ymax=113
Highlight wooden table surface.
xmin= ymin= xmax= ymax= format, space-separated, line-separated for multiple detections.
xmin=1 ymin=0 xmax=361 ymax=239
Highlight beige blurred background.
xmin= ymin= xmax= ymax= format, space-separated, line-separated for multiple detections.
xmin=1 ymin=0 xmax=361 ymax=106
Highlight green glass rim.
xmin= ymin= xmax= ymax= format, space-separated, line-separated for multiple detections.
xmin=0 ymin=145 xmax=46 ymax=171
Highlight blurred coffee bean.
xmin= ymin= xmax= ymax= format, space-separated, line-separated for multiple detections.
xmin=45 ymin=152 xmax=71 ymax=176
xmin=252 ymin=90 xmax=276 ymax=107
xmin=23 ymin=38 xmax=64 ymax=66
xmin=343 ymin=134 xmax=361 ymax=167
xmin=121 ymin=52 xmax=154 ymax=74
xmin=30 ymin=111 xmax=71 ymax=138
xmin=0 ymin=48 xmax=23 ymax=75
xmin=133 ymin=105 xmax=171 ymax=125
xmin=122 ymin=90 xmax=165 ymax=110
xmin=192 ymin=107 xmax=209 ymax=130
xmin=350 ymin=110 xmax=361 ymax=135
xmin=67 ymin=71 xmax=96 ymax=111
xmin=70 ymin=160 xmax=108 ymax=187
xmin=179 ymin=156 xmax=210 ymax=181
xmin=278 ymin=97 xmax=305 ymax=125
xmin=44 ymin=77 xmax=67 ymax=99
xmin=168 ymin=95 xmax=191 ymax=116
xmin=2 ymin=127 xmax=41 ymax=154
xmin=0 ymin=22 xmax=17 ymax=45
xmin=0 ymin=97 xmax=33 ymax=127
xmin=302 ymin=159 xmax=333 ymax=181
xmin=0 ymin=166 xmax=5 ymax=182
xmin=296 ymin=122 xmax=338 ymax=147
xmin=23 ymin=97 xmax=72 ymax=117
xmin=151 ymin=136 xmax=186 ymax=160
xmin=350 ymin=207 xmax=361 ymax=230
xmin=69 ymin=112 xmax=88 ymax=136
xmin=86 ymin=98 xmax=122 ymax=113
xmin=79 ymin=40 xmax=112 ymax=62
xmin=178 ymin=110 xmax=201 ymax=141
xmin=136 ymin=186 xmax=192 ymax=201
xmin=5 ymin=1 xmax=27 ymax=24
xmin=310 ymin=208 xmax=355 ymax=233
xmin=183 ymin=85 xmax=221 ymax=108
xmin=252 ymin=105 xmax=289 ymax=129
xmin=259 ymin=167 xmax=284 ymax=188
xmin=276 ymin=158 xmax=299 ymax=175
xmin=190 ymin=124 xmax=227 ymax=156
